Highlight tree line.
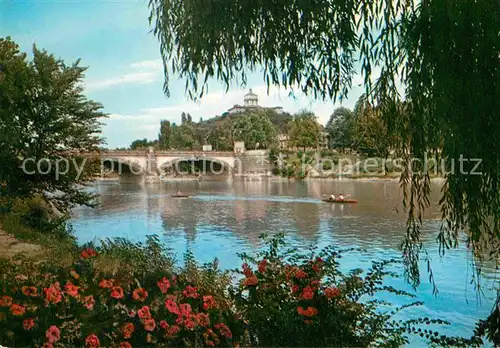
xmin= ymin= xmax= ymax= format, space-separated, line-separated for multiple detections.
xmin=129 ymin=95 xmax=397 ymax=159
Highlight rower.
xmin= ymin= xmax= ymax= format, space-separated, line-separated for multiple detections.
xmin=329 ymin=194 xmax=336 ymax=201
xmin=338 ymin=193 xmax=344 ymax=201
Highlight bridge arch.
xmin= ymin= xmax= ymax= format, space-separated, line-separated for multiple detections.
xmin=100 ymin=156 xmax=148 ymax=175
xmin=157 ymin=156 xmax=240 ymax=176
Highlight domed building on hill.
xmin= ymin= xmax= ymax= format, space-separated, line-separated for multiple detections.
xmin=227 ymin=89 xmax=284 ymax=115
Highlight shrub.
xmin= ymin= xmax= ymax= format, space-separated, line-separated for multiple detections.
xmin=0 ymin=235 xmax=482 ymax=347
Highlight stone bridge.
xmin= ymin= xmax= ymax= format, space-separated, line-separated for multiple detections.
xmin=99 ymin=149 xmax=242 ymax=176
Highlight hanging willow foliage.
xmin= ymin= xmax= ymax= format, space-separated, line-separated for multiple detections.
xmin=148 ymin=0 xmax=499 ymax=342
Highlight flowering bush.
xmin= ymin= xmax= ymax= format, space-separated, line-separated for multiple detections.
xmin=0 ymin=237 xmax=242 ymax=347
xmin=0 ymin=234 xmax=481 ymax=347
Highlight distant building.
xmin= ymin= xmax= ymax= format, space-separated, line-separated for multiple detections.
xmin=227 ymin=89 xmax=284 ymax=115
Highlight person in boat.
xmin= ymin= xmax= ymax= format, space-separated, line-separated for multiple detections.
xmin=328 ymin=194 xmax=336 ymax=201
xmin=176 ymin=190 xmax=183 ymax=196
xmin=338 ymin=193 xmax=344 ymax=201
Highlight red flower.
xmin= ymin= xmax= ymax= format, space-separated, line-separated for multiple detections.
xmin=310 ymin=280 xmax=321 ymax=289
xmin=203 ymin=295 xmax=217 ymax=310
xmin=324 ymin=287 xmax=341 ymax=299
xmin=46 ymin=325 xmax=61 ymax=343
xmin=110 ymin=286 xmax=124 ymax=299
xmin=128 ymin=310 xmax=136 ymax=318
xmin=137 ymin=306 xmax=151 ymax=319
xmin=159 ymin=320 xmax=169 ymax=330
xmin=84 ymin=295 xmax=95 ymax=310
xmin=291 ymin=284 xmax=299 ymax=293
xmin=99 ymin=279 xmax=113 ymax=289
xmin=214 ymin=323 xmax=232 ymax=338
xmin=196 ymin=313 xmax=210 ymax=327
xmin=64 ymin=282 xmax=80 ymax=298
xmin=300 ymin=286 xmax=314 ymax=300
xmin=10 ymin=303 xmax=26 ymax=316
xmin=44 ymin=283 xmax=62 ymax=304
xmin=167 ymin=325 xmax=180 ymax=337
xmin=165 ymin=299 xmax=179 ymax=314
xmin=143 ymin=318 xmax=156 ymax=332
xmin=81 ymin=248 xmax=98 ymax=259
xmin=294 ymin=268 xmax=307 ymax=279
xmin=179 ymin=303 xmax=192 ymax=316
xmin=22 ymin=286 xmax=38 ymax=297
xmin=119 ymin=342 xmax=132 ymax=348
xmin=85 ymin=333 xmax=100 ymax=348
xmin=157 ymin=277 xmax=171 ymax=294
xmin=297 ymin=306 xmax=318 ymax=317
xmin=182 ymin=285 xmax=199 ymax=299
xmin=243 ymin=275 xmax=258 ymax=286
xmin=184 ymin=318 xmax=196 ymax=330
xmin=0 ymin=295 xmax=13 ymax=307
xmin=23 ymin=318 xmax=36 ymax=330
xmin=258 ymin=259 xmax=268 ymax=273
xmin=122 ymin=322 xmax=135 ymax=339
xmin=242 ymin=263 xmax=253 ymax=277
xmin=132 ymin=288 xmax=148 ymax=302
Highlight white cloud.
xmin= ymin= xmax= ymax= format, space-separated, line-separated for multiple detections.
xmin=85 ymin=59 xmax=163 ymax=92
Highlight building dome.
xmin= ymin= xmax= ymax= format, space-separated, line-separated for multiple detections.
xmin=244 ymin=89 xmax=258 ymax=106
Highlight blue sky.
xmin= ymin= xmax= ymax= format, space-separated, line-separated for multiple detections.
xmin=1 ymin=0 xmax=368 ymax=148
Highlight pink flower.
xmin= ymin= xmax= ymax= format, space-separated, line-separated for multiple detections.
xmin=167 ymin=325 xmax=180 ymax=337
xmin=46 ymin=325 xmax=61 ymax=343
xmin=64 ymin=282 xmax=80 ymax=298
xmin=143 ymin=318 xmax=156 ymax=332
xmin=258 ymin=259 xmax=268 ymax=273
xmin=203 ymin=295 xmax=217 ymax=310
xmin=122 ymin=322 xmax=135 ymax=339
xmin=85 ymin=333 xmax=100 ymax=348
xmin=179 ymin=303 xmax=192 ymax=316
xmin=119 ymin=342 xmax=132 ymax=348
xmin=165 ymin=299 xmax=179 ymax=314
xmin=324 ymin=287 xmax=341 ymax=298
xmin=196 ymin=312 xmax=210 ymax=327
xmin=159 ymin=320 xmax=169 ymax=330
xmin=132 ymin=288 xmax=148 ymax=302
xmin=110 ymin=286 xmax=124 ymax=299
xmin=44 ymin=283 xmax=62 ymax=304
xmin=137 ymin=306 xmax=151 ymax=319
xmin=184 ymin=318 xmax=196 ymax=330
xmin=157 ymin=277 xmax=171 ymax=294
xmin=10 ymin=304 xmax=26 ymax=316
xmin=84 ymin=295 xmax=95 ymax=310
xmin=182 ymin=285 xmax=199 ymax=299
xmin=99 ymin=279 xmax=113 ymax=289
xmin=300 ymin=286 xmax=314 ymax=300
xmin=23 ymin=318 xmax=36 ymax=330
xmin=214 ymin=323 xmax=232 ymax=338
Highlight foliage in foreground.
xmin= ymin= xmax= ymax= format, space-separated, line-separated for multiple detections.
xmin=0 ymin=234 xmax=485 ymax=347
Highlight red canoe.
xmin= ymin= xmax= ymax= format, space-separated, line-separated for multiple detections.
xmin=322 ymin=199 xmax=358 ymax=204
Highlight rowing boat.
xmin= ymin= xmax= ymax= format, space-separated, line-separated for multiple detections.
xmin=322 ymin=199 xmax=358 ymax=204
xmin=172 ymin=194 xmax=190 ymax=198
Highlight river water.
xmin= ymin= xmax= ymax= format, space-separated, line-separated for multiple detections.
xmin=71 ymin=180 xmax=497 ymax=343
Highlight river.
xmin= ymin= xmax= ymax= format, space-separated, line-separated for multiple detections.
xmin=71 ymin=179 xmax=497 ymax=343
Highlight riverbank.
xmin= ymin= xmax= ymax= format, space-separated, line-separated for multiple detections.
xmin=0 ymin=228 xmax=41 ymax=259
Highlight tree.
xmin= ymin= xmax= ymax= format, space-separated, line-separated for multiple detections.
xmin=326 ymin=107 xmax=355 ymax=152
xmin=0 ymin=37 xmax=105 ymax=214
xmin=149 ymin=1 xmax=500 ymax=342
xmin=351 ymin=96 xmax=392 ymax=159
xmin=232 ymin=112 xmax=277 ymax=149
xmin=158 ymin=120 xmax=171 ymax=149
xmin=289 ymin=111 xmax=322 ymax=151
xmin=169 ymin=122 xmax=199 ymax=150
xmin=130 ymin=138 xmax=158 ymax=150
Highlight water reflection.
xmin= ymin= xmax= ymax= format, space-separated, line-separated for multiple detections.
xmin=71 ymin=180 xmax=497 ymax=341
